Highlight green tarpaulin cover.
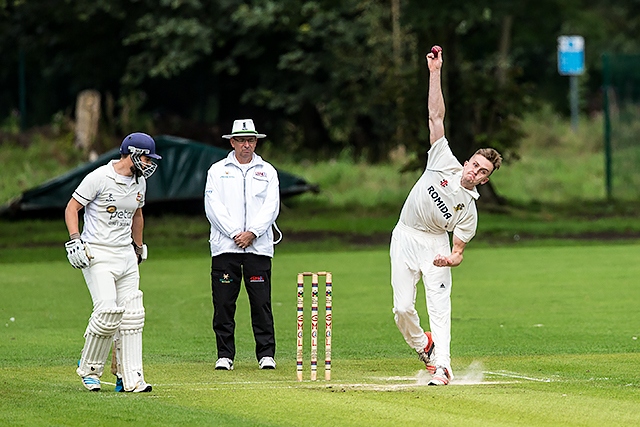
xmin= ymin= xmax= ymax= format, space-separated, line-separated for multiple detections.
xmin=3 ymin=135 xmax=316 ymax=218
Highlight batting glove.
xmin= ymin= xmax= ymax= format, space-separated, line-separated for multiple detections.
xmin=65 ymin=238 xmax=91 ymax=269
xmin=133 ymin=243 xmax=148 ymax=264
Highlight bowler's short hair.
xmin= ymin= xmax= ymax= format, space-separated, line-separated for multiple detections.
xmin=474 ymin=148 xmax=502 ymax=173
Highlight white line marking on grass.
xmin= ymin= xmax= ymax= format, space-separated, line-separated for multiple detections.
xmin=368 ymin=361 xmax=516 ymax=387
xmin=149 ymin=362 xmax=551 ymax=393
xmin=484 ymin=371 xmax=552 ymax=382
xmin=144 ymin=378 xmax=522 ymax=393
xmin=373 ymin=376 xmax=417 ymax=381
xmin=160 ymin=380 xmax=286 ymax=387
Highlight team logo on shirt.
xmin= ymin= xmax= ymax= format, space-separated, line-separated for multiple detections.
xmin=454 ymin=203 xmax=465 ymax=212
xmin=106 ymin=207 xmax=134 ymax=226
xmin=440 ymin=179 xmax=448 ymax=187
xmin=249 ymin=276 xmax=265 ymax=283
xmin=136 ymin=192 xmax=143 ymax=202
xmin=108 ymin=209 xmax=133 ymax=220
xmin=105 ymin=193 xmax=116 ymax=202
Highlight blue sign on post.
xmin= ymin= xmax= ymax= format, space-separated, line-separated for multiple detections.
xmin=558 ymin=35 xmax=584 ymax=131
xmin=557 ymin=35 xmax=585 ymax=75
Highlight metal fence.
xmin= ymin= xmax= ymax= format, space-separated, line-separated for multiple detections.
xmin=602 ymin=53 xmax=640 ymax=200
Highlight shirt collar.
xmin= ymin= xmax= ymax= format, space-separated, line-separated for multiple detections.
xmin=454 ymin=171 xmax=480 ymax=200
xmin=108 ymin=160 xmax=136 ymax=185
xmin=225 ymin=151 xmax=263 ymax=168
xmin=462 ymin=185 xmax=480 ymax=200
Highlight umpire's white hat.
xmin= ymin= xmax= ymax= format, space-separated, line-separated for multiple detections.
xmin=222 ymin=119 xmax=267 ymax=139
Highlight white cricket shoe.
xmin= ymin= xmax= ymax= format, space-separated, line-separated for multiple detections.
xmin=428 ymin=366 xmax=451 ymax=386
xmin=81 ymin=374 xmax=101 ymax=391
xmin=130 ymin=380 xmax=153 ymax=393
xmin=259 ymin=356 xmax=276 ymax=370
xmin=215 ymin=357 xmax=234 ymax=370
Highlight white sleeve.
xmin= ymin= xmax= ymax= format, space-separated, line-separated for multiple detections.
xmin=72 ymin=171 xmax=100 ymax=206
xmin=426 ymin=136 xmax=463 ymax=174
xmin=204 ymin=166 xmax=242 ymax=238
xmin=452 ymin=202 xmax=478 ymax=243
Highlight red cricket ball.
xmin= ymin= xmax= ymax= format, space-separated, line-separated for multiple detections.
xmin=431 ymin=45 xmax=442 ymax=58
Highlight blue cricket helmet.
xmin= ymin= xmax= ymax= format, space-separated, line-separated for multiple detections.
xmin=119 ymin=132 xmax=162 ymax=159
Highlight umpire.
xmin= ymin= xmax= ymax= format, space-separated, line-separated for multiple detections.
xmin=204 ymin=119 xmax=281 ymax=371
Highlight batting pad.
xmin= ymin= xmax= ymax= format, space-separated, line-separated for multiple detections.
xmin=77 ymin=307 xmax=125 ymax=378
xmin=119 ymin=290 xmax=147 ymax=391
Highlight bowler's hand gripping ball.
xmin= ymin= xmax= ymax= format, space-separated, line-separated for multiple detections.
xmin=431 ymin=45 xmax=442 ymax=58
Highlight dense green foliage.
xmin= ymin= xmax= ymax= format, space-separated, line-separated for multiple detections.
xmin=3 ymin=0 xmax=640 ymax=164
xmin=1 ymin=247 xmax=640 ymax=426
xmin=4 ymin=110 xmax=640 ymax=259
xmin=0 ymin=109 xmax=607 ymax=208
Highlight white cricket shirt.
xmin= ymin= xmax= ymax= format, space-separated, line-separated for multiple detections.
xmin=398 ymin=137 xmax=480 ymax=243
xmin=73 ymin=160 xmax=146 ymax=247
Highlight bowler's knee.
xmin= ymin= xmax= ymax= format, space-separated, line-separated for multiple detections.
xmin=393 ymin=305 xmax=418 ymax=321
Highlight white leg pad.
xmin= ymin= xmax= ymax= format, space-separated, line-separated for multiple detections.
xmin=77 ymin=308 xmax=125 ymax=378
xmin=118 ymin=290 xmax=147 ymax=391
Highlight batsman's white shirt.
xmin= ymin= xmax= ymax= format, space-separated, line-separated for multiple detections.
xmin=73 ymin=160 xmax=146 ymax=247
xmin=391 ymin=136 xmax=480 ymax=375
xmin=72 ymin=160 xmax=147 ymax=311
xmin=204 ymin=151 xmax=280 ymax=258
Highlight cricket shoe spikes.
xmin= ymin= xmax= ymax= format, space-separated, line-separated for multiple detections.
xmin=428 ymin=366 xmax=451 ymax=386
xmin=417 ymin=331 xmax=436 ymax=373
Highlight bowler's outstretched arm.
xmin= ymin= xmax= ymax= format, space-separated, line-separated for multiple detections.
xmin=426 ymin=48 xmax=445 ymax=145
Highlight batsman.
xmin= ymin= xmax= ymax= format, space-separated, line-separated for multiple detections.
xmin=64 ymin=132 xmax=161 ymax=392
xmin=390 ymin=46 xmax=503 ymax=385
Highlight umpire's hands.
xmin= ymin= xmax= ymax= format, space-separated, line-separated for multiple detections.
xmin=65 ymin=238 xmax=91 ymax=269
xmin=234 ymin=231 xmax=256 ymax=249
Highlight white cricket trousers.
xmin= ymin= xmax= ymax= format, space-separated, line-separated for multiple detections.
xmin=390 ymin=222 xmax=453 ymax=372
xmin=82 ymin=244 xmax=140 ymax=312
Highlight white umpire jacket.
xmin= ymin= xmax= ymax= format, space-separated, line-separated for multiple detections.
xmin=204 ymin=151 xmax=280 ymax=258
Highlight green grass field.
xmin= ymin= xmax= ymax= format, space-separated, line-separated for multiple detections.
xmin=2 ymin=111 xmax=640 ymax=425
xmin=2 ymin=245 xmax=640 ymax=426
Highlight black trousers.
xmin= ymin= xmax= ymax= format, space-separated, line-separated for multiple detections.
xmin=211 ymin=252 xmax=275 ymax=360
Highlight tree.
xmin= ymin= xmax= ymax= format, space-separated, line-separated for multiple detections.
xmin=4 ymin=0 xmax=639 ymax=181
xmin=210 ymin=0 xmax=417 ymax=161
xmin=397 ymin=0 xmax=551 ymax=203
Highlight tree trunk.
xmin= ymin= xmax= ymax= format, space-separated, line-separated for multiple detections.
xmin=445 ymin=40 xmax=474 ymax=162
xmin=350 ymin=115 xmax=380 ymax=162
xmin=75 ymin=89 xmax=101 ymax=161
xmin=477 ymin=181 xmax=507 ymax=206
xmin=299 ymin=101 xmax=335 ymax=155
xmin=496 ymin=15 xmax=513 ymax=86
xmin=391 ymin=0 xmax=405 ymax=149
